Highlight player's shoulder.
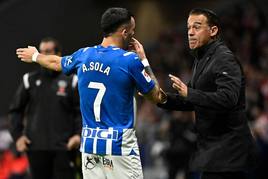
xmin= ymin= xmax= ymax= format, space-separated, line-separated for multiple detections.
xmin=75 ymin=46 xmax=96 ymax=54
xmin=119 ymin=50 xmax=140 ymax=61
xmin=116 ymin=51 xmax=143 ymax=71
xmin=63 ymin=46 xmax=96 ymax=63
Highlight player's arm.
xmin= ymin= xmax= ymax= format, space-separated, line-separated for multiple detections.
xmin=16 ymin=46 xmax=62 ymax=71
xmin=142 ymin=65 xmax=167 ymax=104
xmin=131 ymin=38 xmax=167 ymax=104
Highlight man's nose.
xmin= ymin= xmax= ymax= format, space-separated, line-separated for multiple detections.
xmin=188 ymin=28 xmax=194 ymax=36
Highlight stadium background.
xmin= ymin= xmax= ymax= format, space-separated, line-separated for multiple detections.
xmin=1 ymin=0 xmax=268 ymax=178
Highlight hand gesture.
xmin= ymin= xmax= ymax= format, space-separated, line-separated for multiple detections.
xmin=16 ymin=135 xmax=31 ymax=152
xmin=169 ymin=74 xmax=188 ymax=97
xmin=16 ymin=46 xmax=38 ymax=63
xmin=130 ymin=38 xmax=146 ymax=60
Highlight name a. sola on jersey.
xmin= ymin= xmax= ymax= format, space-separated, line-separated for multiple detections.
xmin=82 ymin=62 xmax=111 ymax=76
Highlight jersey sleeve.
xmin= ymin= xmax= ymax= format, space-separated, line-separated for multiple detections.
xmin=128 ymin=54 xmax=155 ymax=94
xmin=61 ymin=48 xmax=84 ymax=75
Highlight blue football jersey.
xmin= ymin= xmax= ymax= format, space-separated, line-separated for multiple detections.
xmin=61 ymin=45 xmax=155 ymax=155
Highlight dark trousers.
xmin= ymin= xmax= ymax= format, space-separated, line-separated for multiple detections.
xmin=201 ymin=172 xmax=247 ymax=179
xmin=27 ymin=150 xmax=76 ymax=179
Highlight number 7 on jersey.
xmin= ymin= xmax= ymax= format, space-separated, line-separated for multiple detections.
xmin=88 ymin=82 xmax=106 ymax=122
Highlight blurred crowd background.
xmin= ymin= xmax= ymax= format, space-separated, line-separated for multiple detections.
xmin=1 ymin=0 xmax=268 ymax=178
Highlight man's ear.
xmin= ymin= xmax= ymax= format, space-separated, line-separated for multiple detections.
xmin=210 ymin=26 xmax=218 ymax=37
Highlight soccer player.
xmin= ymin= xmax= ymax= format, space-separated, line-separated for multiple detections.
xmin=16 ymin=7 xmax=166 ymax=179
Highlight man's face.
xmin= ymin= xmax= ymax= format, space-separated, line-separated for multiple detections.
xmin=39 ymin=41 xmax=56 ymax=55
xmin=187 ymin=14 xmax=213 ymax=50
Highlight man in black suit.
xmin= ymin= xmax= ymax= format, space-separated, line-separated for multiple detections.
xmin=158 ymin=8 xmax=257 ymax=179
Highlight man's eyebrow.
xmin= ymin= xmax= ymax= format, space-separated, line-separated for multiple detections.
xmin=187 ymin=22 xmax=202 ymax=26
xmin=193 ymin=22 xmax=202 ymax=25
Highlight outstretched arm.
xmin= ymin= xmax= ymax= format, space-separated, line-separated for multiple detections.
xmin=16 ymin=46 xmax=62 ymax=71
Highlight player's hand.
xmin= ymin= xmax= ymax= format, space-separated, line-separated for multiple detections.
xmin=67 ymin=134 xmax=80 ymax=150
xmin=16 ymin=46 xmax=38 ymax=63
xmin=16 ymin=135 xmax=31 ymax=152
xmin=159 ymin=88 xmax=167 ymax=104
xmin=169 ymin=74 xmax=188 ymax=97
xmin=130 ymin=38 xmax=147 ymax=60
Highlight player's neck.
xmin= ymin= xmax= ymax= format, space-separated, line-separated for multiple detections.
xmin=101 ymin=37 xmax=123 ymax=49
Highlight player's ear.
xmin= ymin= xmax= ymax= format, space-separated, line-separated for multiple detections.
xmin=122 ymin=29 xmax=128 ymax=38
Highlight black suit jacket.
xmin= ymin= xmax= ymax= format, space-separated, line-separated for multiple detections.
xmin=159 ymin=40 xmax=258 ymax=172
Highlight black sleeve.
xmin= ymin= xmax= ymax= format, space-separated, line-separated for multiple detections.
xmin=157 ymin=92 xmax=194 ymax=111
xmin=8 ymin=82 xmax=29 ymax=141
xmin=186 ymin=54 xmax=241 ymax=110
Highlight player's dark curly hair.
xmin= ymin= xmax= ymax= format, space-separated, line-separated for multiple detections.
xmin=101 ymin=7 xmax=134 ymax=37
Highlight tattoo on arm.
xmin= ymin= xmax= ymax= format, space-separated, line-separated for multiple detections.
xmin=144 ymin=66 xmax=160 ymax=88
xmin=143 ymin=66 xmax=167 ymax=103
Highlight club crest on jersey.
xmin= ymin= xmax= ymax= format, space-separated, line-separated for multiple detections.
xmin=142 ymin=69 xmax=152 ymax=82
xmin=64 ymin=56 xmax=73 ymax=67
xmin=57 ymin=80 xmax=67 ymax=96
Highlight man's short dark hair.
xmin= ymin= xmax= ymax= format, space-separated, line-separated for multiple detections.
xmin=101 ymin=7 xmax=133 ymax=37
xmin=40 ymin=37 xmax=62 ymax=54
xmin=189 ymin=8 xmax=221 ymax=37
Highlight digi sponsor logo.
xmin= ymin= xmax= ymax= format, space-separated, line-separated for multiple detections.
xmin=142 ymin=69 xmax=152 ymax=82
xmin=82 ymin=127 xmax=118 ymax=140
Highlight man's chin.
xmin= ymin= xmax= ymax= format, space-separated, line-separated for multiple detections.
xmin=189 ymin=46 xmax=196 ymax=50
xmin=189 ymin=43 xmax=195 ymax=49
